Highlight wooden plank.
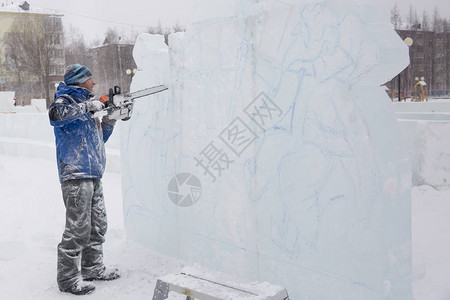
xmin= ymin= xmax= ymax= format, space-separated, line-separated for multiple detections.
xmin=180 ymin=266 xmax=288 ymax=298
xmin=158 ymin=268 xmax=290 ymax=300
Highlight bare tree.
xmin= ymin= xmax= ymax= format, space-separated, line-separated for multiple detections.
xmin=104 ymin=27 xmax=121 ymax=44
xmin=432 ymin=7 xmax=440 ymax=32
xmin=172 ymin=21 xmax=186 ymax=33
xmin=64 ymin=25 xmax=92 ymax=68
xmin=422 ymin=11 xmax=431 ymax=31
xmin=0 ymin=31 xmax=28 ymax=98
xmin=120 ymin=30 xmax=139 ymax=44
xmin=6 ymin=14 xmax=61 ymax=106
xmin=390 ymin=4 xmax=402 ymax=29
xmin=443 ymin=18 xmax=450 ymax=32
xmin=407 ymin=5 xmax=420 ymax=29
xmin=146 ymin=20 xmax=185 ymax=45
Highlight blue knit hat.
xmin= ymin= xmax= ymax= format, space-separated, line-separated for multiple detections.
xmin=64 ymin=64 xmax=92 ymax=86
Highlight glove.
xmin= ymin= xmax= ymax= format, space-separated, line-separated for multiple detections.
xmin=102 ymin=115 xmax=117 ymax=126
xmin=85 ymin=100 xmax=105 ymax=113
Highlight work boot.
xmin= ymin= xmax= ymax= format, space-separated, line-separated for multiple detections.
xmin=61 ymin=279 xmax=96 ymax=295
xmin=84 ymin=268 xmax=121 ymax=281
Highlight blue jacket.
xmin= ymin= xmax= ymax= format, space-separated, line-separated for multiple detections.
xmin=49 ymin=83 xmax=114 ymax=183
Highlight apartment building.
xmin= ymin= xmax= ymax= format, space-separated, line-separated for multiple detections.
xmin=0 ymin=1 xmax=64 ymax=105
xmin=391 ymin=29 xmax=450 ymax=99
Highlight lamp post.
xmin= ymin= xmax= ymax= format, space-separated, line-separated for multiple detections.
xmin=125 ymin=68 xmax=138 ymax=91
xmin=125 ymin=68 xmax=137 ymax=76
xmin=398 ymin=37 xmax=414 ymax=102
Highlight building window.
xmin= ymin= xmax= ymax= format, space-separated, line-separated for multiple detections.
xmin=50 ymin=65 xmax=65 ymax=75
xmin=50 ymin=49 xmax=64 ymax=59
xmin=50 ymin=34 xmax=61 ymax=45
xmin=46 ymin=16 xmax=63 ymax=32
xmin=56 ymin=65 xmax=64 ymax=75
xmin=54 ymin=18 xmax=62 ymax=31
xmin=415 ymin=45 xmax=424 ymax=52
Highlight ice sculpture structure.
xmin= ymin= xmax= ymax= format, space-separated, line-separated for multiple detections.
xmin=121 ymin=0 xmax=413 ymax=299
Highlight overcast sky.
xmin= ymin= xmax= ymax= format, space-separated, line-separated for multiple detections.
xmin=7 ymin=0 xmax=450 ymax=42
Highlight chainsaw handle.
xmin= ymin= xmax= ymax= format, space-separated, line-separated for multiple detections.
xmin=99 ymin=95 xmax=109 ymax=105
xmin=100 ymin=86 xmax=122 ymax=108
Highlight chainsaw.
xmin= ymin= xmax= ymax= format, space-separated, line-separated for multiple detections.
xmin=93 ymin=85 xmax=168 ymax=121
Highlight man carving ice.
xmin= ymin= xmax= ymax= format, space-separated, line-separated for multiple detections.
xmin=49 ymin=64 xmax=120 ymax=295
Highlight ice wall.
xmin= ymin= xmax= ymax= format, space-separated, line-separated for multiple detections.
xmin=398 ymin=119 xmax=450 ymax=189
xmin=121 ymin=1 xmax=413 ymax=299
xmin=0 ymin=91 xmax=15 ymax=112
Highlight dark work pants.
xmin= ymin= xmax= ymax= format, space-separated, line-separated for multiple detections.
xmin=57 ymin=179 xmax=108 ymax=291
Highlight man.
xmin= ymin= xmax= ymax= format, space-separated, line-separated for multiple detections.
xmin=49 ymin=64 xmax=120 ymax=295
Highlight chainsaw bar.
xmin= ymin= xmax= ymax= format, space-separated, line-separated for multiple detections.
xmin=126 ymin=85 xmax=168 ymax=100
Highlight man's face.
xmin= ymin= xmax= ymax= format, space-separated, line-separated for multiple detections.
xmin=79 ymin=78 xmax=95 ymax=92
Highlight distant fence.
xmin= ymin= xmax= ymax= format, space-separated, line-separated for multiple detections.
xmin=388 ymin=89 xmax=450 ymax=100
xmin=428 ymin=89 xmax=450 ymax=97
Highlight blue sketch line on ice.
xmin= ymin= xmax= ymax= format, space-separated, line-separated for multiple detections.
xmin=226 ymin=38 xmax=249 ymax=118
xmin=222 ymin=2 xmax=374 ymax=262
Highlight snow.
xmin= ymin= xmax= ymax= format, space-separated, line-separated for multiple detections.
xmin=394 ymin=100 xmax=450 ymax=188
xmin=412 ymin=185 xmax=450 ymax=300
xmin=0 ymin=2 xmax=62 ymax=16
xmin=0 ymin=153 xmax=449 ymax=299
xmin=0 ymin=154 xmax=185 ymax=299
xmin=1 ymin=0 xmax=449 ymax=297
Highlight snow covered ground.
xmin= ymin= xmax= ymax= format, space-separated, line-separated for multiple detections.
xmin=0 ymin=154 xmax=185 ymax=299
xmin=0 ymin=153 xmax=449 ymax=299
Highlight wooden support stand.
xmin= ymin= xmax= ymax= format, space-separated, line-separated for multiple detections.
xmin=152 ymin=266 xmax=289 ymax=300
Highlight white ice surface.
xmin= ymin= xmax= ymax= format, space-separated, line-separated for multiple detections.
xmin=121 ymin=0 xmax=412 ymax=299
xmin=0 ymin=154 xmax=447 ymax=299
xmin=0 ymin=113 xmax=122 ymax=172
xmin=0 ymin=92 xmax=15 ymax=112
